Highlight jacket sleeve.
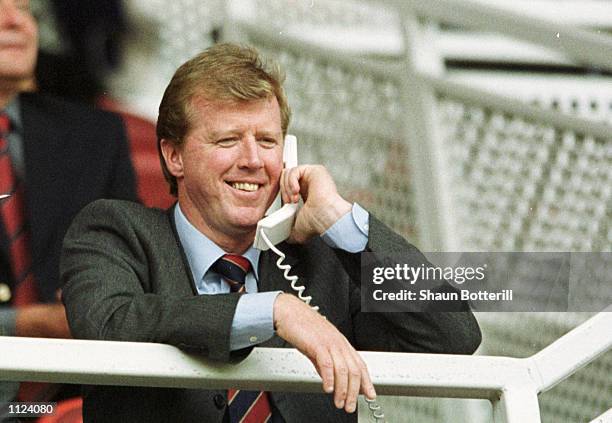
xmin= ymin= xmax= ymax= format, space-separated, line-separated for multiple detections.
xmin=334 ymin=214 xmax=482 ymax=355
xmin=60 ymin=200 xmax=244 ymax=362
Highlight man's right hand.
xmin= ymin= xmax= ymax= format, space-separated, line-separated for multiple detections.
xmin=15 ymin=304 xmax=72 ymax=338
xmin=273 ymin=293 xmax=376 ymax=413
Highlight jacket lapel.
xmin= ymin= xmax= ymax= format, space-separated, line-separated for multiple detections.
xmin=167 ymin=204 xmax=200 ymax=296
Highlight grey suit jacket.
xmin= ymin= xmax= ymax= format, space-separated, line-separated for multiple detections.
xmin=61 ymin=199 xmax=480 ymax=422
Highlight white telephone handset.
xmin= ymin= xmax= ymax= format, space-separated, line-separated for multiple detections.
xmin=253 ymin=134 xmax=299 ymax=250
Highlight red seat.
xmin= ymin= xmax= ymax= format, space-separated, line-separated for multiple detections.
xmin=98 ymin=97 xmax=175 ymax=209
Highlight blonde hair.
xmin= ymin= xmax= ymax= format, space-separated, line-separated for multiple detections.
xmin=156 ymin=43 xmax=291 ymax=196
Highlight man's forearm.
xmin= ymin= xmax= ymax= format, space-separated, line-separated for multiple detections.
xmin=14 ymin=304 xmax=72 ymax=338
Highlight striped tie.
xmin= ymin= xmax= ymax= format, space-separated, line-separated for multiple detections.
xmin=0 ymin=113 xmax=37 ymax=305
xmin=211 ymin=254 xmax=274 ymax=423
xmin=211 ymin=254 xmax=251 ymax=293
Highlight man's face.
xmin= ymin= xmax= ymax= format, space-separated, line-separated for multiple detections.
xmin=169 ymin=96 xmax=284 ymax=242
xmin=0 ymin=0 xmax=37 ymax=82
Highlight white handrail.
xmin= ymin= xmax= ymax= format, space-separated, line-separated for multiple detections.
xmin=0 ymin=335 xmax=521 ymax=396
xmin=394 ymin=0 xmax=612 ymax=72
xmin=589 ymin=407 xmax=612 ymax=423
xmin=528 ymin=312 xmax=612 ymax=392
xmin=0 ymin=313 xmax=609 ymax=423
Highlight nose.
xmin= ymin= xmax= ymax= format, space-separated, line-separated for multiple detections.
xmin=237 ymin=137 xmax=263 ymax=170
xmin=0 ymin=2 xmax=25 ymax=26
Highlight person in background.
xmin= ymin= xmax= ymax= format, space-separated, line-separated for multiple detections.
xmin=61 ymin=43 xmax=481 ymax=422
xmin=0 ymin=0 xmax=137 ymax=405
xmin=34 ymin=0 xmax=126 ymax=104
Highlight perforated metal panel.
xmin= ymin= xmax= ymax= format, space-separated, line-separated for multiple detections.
xmin=240 ymin=0 xmax=393 ymax=32
xmin=143 ymin=0 xmax=224 ymax=79
xmin=437 ymin=96 xmax=611 ymax=252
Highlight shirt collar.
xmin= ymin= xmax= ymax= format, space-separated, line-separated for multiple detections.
xmin=174 ymin=203 xmax=261 ymax=283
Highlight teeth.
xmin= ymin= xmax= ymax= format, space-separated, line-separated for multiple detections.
xmin=231 ymin=182 xmax=259 ymax=192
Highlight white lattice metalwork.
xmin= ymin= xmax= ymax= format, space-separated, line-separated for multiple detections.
xmin=437 ymin=97 xmax=611 ymax=252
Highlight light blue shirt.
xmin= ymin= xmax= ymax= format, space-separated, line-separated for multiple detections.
xmin=174 ymin=202 xmax=369 ymax=350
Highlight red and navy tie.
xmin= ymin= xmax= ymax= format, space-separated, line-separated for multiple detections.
xmin=211 ymin=254 xmax=251 ymax=293
xmin=0 ymin=112 xmax=37 ymax=306
xmin=211 ymin=254 xmax=275 ymax=422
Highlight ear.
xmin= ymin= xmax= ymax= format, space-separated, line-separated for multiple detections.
xmin=160 ymin=139 xmax=184 ymax=178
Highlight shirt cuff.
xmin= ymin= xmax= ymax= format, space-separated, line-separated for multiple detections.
xmin=0 ymin=307 xmax=17 ymax=337
xmin=229 ymin=291 xmax=282 ymax=351
xmin=321 ymin=203 xmax=369 ymax=253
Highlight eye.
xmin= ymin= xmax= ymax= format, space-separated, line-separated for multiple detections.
xmin=258 ymin=138 xmax=278 ymax=149
xmin=216 ymin=138 xmax=238 ymax=147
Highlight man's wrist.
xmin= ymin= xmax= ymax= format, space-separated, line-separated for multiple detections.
xmin=273 ymin=293 xmax=301 ymax=331
xmin=321 ymin=203 xmax=369 ymax=252
xmin=230 ymin=291 xmax=281 ymax=350
xmin=314 ymin=197 xmax=352 ymax=234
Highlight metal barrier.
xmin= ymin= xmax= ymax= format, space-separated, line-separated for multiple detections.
xmin=0 ymin=312 xmax=609 ymax=423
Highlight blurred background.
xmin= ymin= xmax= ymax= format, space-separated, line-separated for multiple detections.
xmin=29 ymin=0 xmax=611 ymax=421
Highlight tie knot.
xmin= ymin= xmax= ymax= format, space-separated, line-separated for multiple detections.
xmin=211 ymin=254 xmax=251 ymax=292
xmin=0 ymin=113 xmax=10 ymax=136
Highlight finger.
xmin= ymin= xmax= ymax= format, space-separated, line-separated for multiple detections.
xmin=283 ymin=166 xmax=299 ymax=203
xmin=314 ymin=349 xmax=335 ymax=395
xmin=330 ymin=347 xmax=348 ymax=409
xmin=342 ymin=350 xmax=361 ymax=413
xmin=278 ymin=169 xmax=287 ymax=204
xmin=288 ymin=167 xmax=301 ymax=203
xmin=281 ymin=169 xmax=293 ymax=204
xmin=357 ymin=353 xmax=376 ymax=400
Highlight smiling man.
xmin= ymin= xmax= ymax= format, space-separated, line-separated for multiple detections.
xmin=60 ymin=43 xmax=481 ymax=423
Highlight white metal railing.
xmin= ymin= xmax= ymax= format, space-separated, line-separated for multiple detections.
xmin=393 ymin=0 xmax=612 ymax=72
xmin=0 ymin=312 xmax=610 ymax=422
xmin=589 ymin=408 xmax=612 ymax=423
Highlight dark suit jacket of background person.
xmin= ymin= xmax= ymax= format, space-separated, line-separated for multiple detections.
xmin=60 ymin=199 xmax=481 ymax=423
xmin=0 ymin=92 xmax=137 ymax=305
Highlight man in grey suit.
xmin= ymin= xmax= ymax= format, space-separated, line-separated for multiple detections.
xmin=61 ymin=43 xmax=481 ymax=422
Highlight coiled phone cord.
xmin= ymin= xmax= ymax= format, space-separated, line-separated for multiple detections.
xmin=259 ymin=229 xmax=386 ymax=423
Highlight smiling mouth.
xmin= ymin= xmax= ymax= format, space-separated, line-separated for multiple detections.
xmin=227 ymin=182 xmax=260 ymax=192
